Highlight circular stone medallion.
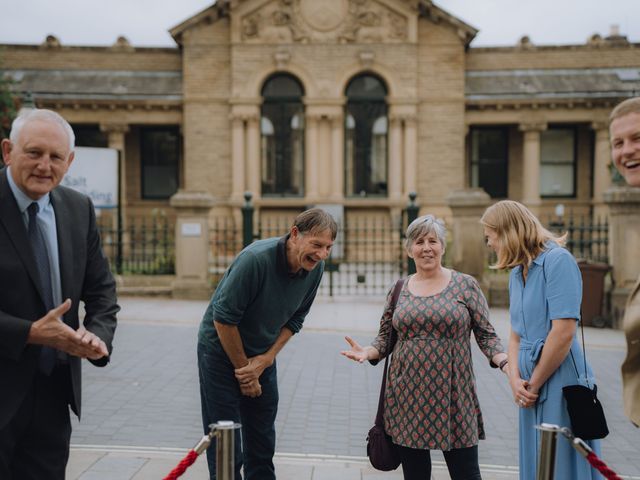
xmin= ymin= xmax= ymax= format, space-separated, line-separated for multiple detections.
xmin=300 ymin=0 xmax=347 ymax=32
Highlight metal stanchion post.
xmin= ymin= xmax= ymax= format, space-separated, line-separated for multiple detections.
xmin=212 ymin=421 xmax=242 ymax=480
xmin=536 ymin=423 xmax=559 ymax=480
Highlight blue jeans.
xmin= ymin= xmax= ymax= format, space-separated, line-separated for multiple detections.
xmin=198 ymin=342 xmax=279 ymax=480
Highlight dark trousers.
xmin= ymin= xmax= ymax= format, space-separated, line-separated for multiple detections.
xmin=0 ymin=367 xmax=72 ymax=480
xmin=396 ymin=444 xmax=482 ymax=480
xmin=198 ymin=342 xmax=279 ymax=480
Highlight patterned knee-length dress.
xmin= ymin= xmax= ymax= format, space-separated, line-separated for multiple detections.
xmin=372 ymin=271 xmax=504 ymax=451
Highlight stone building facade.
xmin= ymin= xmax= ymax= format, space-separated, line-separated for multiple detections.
xmin=2 ymin=0 xmax=638 ymax=224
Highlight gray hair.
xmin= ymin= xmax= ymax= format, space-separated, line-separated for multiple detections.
xmin=10 ymin=109 xmax=75 ymax=152
xmin=293 ymin=208 xmax=338 ymax=240
xmin=404 ymin=215 xmax=447 ymax=250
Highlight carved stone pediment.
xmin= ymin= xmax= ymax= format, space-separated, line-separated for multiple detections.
xmin=237 ymin=0 xmax=413 ymax=44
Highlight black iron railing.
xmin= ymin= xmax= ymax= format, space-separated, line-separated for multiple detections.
xmin=546 ymin=213 xmax=609 ymax=264
xmin=98 ymin=213 xmax=175 ymax=275
xmin=207 ymin=194 xmax=419 ymax=296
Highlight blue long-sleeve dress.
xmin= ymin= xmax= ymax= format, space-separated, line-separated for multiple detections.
xmin=509 ymin=243 xmax=601 ymax=479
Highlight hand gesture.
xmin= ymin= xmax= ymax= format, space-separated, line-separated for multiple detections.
xmin=510 ymin=377 xmax=539 ymax=409
xmin=235 ymin=354 xmax=271 ymax=385
xmin=239 ymin=379 xmax=262 ymax=398
xmin=76 ymin=326 xmax=109 ymax=360
xmin=29 ymin=299 xmax=108 ymax=360
xmin=340 ymin=336 xmax=370 ymax=363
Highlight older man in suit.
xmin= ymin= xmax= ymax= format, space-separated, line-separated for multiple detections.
xmin=0 ymin=108 xmax=119 ymax=478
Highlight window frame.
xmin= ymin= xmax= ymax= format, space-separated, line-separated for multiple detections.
xmin=72 ymin=124 xmax=109 ymax=148
xmin=344 ymin=73 xmax=389 ymax=198
xmin=260 ymin=73 xmax=306 ymax=197
xmin=139 ymin=126 xmax=181 ymax=201
xmin=468 ymin=125 xmax=510 ymax=199
xmin=539 ymin=125 xmax=577 ymax=199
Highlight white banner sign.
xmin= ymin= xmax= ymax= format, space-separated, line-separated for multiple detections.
xmin=62 ymin=147 xmax=119 ymax=208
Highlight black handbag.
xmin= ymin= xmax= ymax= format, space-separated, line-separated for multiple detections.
xmin=562 ymin=318 xmax=609 ymax=440
xmin=366 ymin=279 xmax=403 ymax=471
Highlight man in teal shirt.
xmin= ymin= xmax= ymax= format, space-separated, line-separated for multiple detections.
xmin=198 ymin=208 xmax=337 ymax=479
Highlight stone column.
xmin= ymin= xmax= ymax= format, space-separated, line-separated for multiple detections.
xmin=246 ymin=115 xmax=261 ymax=200
xmin=403 ymin=116 xmax=417 ymax=196
xmin=330 ymin=114 xmax=344 ymax=201
xmin=604 ymin=186 xmax=640 ymax=328
xmin=591 ymin=121 xmax=612 ymax=217
xmin=519 ymin=122 xmax=546 ymax=212
xmin=100 ymin=123 xmax=129 ymax=213
xmin=169 ymin=190 xmax=214 ymax=299
xmin=305 ymin=115 xmax=319 ymax=200
xmin=388 ymin=116 xmax=403 ymax=201
xmin=230 ymin=115 xmax=246 ymax=203
xmin=99 ymin=123 xmax=130 ymax=265
xmin=446 ymin=188 xmax=492 ymax=283
xmin=316 ymin=119 xmax=331 ymax=198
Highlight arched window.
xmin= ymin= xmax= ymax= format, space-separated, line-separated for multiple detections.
xmin=345 ymin=74 xmax=388 ymax=196
xmin=261 ymin=73 xmax=305 ymax=196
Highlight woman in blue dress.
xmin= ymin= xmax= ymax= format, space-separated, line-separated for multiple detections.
xmin=480 ymin=200 xmax=601 ymax=480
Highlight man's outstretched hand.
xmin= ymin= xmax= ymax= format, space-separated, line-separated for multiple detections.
xmin=28 ymin=299 xmax=108 ymax=360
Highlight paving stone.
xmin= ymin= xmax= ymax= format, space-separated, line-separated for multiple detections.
xmin=76 ymin=456 xmax=146 ymax=480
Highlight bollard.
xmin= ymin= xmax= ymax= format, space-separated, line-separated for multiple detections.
xmin=536 ymin=423 xmax=559 ymax=480
xmin=212 ymin=420 xmax=242 ymax=480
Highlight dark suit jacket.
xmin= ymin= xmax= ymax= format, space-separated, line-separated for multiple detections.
xmin=0 ymin=167 xmax=119 ymax=429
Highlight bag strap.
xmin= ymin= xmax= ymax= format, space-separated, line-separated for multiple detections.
xmin=541 ymin=252 xmax=589 ymax=385
xmin=374 ymin=278 xmax=404 ymax=427
xmin=569 ymin=309 xmax=589 ymax=386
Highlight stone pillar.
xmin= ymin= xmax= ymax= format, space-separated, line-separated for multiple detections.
xmin=591 ymin=121 xmax=612 ymax=217
xmin=230 ymin=115 xmax=246 ymax=203
xmin=388 ymin=116 xmax=403 ymax=201
xmin=316 ymin=119 xmax=331 ymax=198
xmin=604 ymin=186 xmax=640 ymax=328
xmin=305 ymin=115 xmax=319 ymax=200
xmin=330 ymin=114 xmax=344 ymax=201
xmin=446 ymin=188 xmax=492 ymax=282
xmin=170 ymin=190 xmax=214 ymax=299
xmin=403 ymin=116 xmax=417 ymax=196
xmin=519 ymin=122 xmax=546 ymax=212
xmin=246 ymin=115 xmax=261 ymax=200
xmin=100 ymin=123 xmax=129 ymax=214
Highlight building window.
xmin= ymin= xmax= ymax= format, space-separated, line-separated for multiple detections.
xmin=540 ymin=127 xmax=576 ymax=197
xmin=140 ymin=127 xmax=180 ymax=200
xmin=261 ymin=73 xmax=305 ymax=196
xmin=345 ymin=74 xmax=388 ymax=197
xmin=72 ymin=124 xmax=108 ymax=148
xmin=469 ymin=127 xmax=509 ymax=198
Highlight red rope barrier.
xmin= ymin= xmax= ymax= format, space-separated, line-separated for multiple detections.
xmin=162 ymin=449 xmax=199 ymax=480
xmin=539 ymin=425 xmax=624 ymax=480
xmin=585 ymin=452 xmax=623 ymax=480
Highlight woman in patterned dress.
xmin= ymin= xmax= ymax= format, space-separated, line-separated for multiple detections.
xmin=481 ymin=200 xmax=601 ymax=480
xmin=341 ymin=215 xmax=508 ymax=480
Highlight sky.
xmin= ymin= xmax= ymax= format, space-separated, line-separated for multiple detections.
xmin=0 ymin=0 xmax=638 ymax=48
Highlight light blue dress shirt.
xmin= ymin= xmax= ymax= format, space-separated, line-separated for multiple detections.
xmin=6 ymin=166 xmax=63 ymax=307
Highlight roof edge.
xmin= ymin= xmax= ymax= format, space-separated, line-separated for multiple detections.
xmin=169 ymin=1 xmax=228 ymax=46
xmin=419 ymin=0 xmax=478 ymax=47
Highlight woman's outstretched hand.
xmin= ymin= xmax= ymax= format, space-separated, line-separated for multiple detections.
xmin=340 ymin=336 xmax=372 ymax=363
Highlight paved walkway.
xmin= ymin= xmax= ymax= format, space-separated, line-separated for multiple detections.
xmin=65 ymin=296 xmax=640 ymax=479
xmin=68 ymin=447 xmax=522 ymax=479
